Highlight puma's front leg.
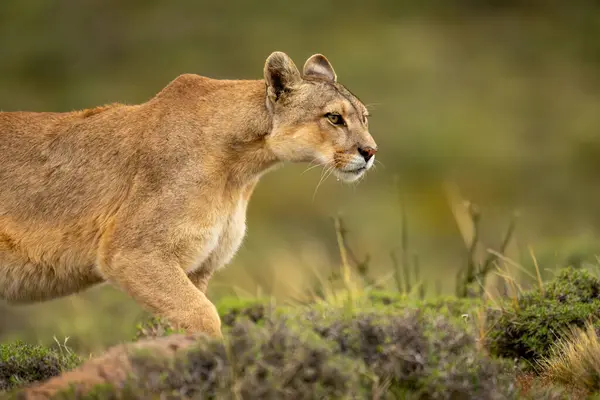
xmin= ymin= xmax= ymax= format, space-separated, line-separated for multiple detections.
xmin=189 ymin=267 xmax=214 ymax=294
xmin=98 ymin=224 xmax=222 ymax=338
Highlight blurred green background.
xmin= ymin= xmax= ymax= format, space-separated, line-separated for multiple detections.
xmin=2 ymin=0 xmax=600 ymax=354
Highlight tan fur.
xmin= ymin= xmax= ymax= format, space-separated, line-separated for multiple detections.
xmin=0 ymin=52 xmax=377 ymax=337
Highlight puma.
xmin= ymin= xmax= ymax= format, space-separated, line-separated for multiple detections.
xmin=0 ymin=51 xmax=377 ymax=337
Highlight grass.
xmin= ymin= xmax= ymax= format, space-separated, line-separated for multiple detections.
xmin=46 ymin=304 xmax=517 ymax=399
xmin=2 ymin=265 xmax=600 ymax=398
xmin=0 ymin=340 xmax=81 ymax=392
xmin=539 ymin=320 xmax=600 ymax=392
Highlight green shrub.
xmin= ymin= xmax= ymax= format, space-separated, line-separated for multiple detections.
xmin=530 ymin=267 xmax=600 ymax=305
xmin=0 ymin=340 xmax=81 ymax=392
xmin=368 ymin=291 xmax=485 ymax=316
xmin=487 ymin=267 xmax=600 ymax=365
xmin=134 ymin=293 xmax=485 ymax=342
xmin=57 ymin=305 xmax=516 ymax=399
xmin=217 ymin=296 xmax=269 ymax=327
xmin=130 ymin=320 xmax=365 ymax=399
xmin=133 ymin=316 xmax=184 ymax=341
xmin=304 ymin=307 xmax=516 ymax=399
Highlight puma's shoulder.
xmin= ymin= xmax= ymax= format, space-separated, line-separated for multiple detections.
xmin=150 ymin=73 xmax=223 ymax=104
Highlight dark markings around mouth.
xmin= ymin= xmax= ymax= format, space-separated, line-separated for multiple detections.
xmin=345 ymin=166 xmax=366 ymax=174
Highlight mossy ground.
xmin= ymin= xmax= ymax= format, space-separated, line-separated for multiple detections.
xmin=3 ymin=267 xmax=600 ymax=399
xmin=50 ymin=306 xmax=516 ymax=400
xmin=0 ymin=340 xmax=81 ymax=392
xmin=486 ymin=267 xmax=600 ymax=367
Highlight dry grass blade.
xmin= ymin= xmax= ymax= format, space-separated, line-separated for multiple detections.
xmin=494 ymin=263 xmax=522 ymax=312
xmin=476 ymin=212 xmax=518 ymax=289
xmin=487 ymin=249 xmax=537 ymax=281
xmin=334 ymin=215 xmax=351 ymax=287
xmin=390 ymin=251 xmax=404 ymax=294
xmin=529 ymin=246 xmax=545 ymax=295
xmin=539 ymin=320 xmax=600 ymax=392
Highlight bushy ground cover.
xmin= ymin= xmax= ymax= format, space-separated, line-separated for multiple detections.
xmin=3 ymin=266 xmax=600 ymax=399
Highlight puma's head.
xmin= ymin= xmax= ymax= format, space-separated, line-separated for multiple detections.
xmin=263 ymin=51 xmax=377 ymax=183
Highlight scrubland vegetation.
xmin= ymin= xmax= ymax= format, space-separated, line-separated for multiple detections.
xmin=3 ymin=247 xmax=600 ymax=398
xmin=3 ymin=1 xmax=600 ymax=398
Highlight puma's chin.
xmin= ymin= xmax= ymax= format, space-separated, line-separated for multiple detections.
xmin=330 ymin=152 xmax=375 ymax=183
xmin=333 ymin=166 xmax=367 ymax=183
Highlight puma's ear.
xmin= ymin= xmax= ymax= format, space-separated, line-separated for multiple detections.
xmin=264 ymin=51 xmax=301 ymax=103
xmin=302 ymin=54 xmax=337 ymax=82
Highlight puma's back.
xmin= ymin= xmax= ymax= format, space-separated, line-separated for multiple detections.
xmin=0 ymin=74 xmax=267 ymax=303
xmin=1 ymin=107 xmax=134 ymax=223
xmin=0 ymin=106 xmax=144 ymax=301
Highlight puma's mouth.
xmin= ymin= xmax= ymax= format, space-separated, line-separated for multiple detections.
xmin=330 ymin=153 xmax=375 ymax=183
xmin=345 ymin=166 xmax=366 ymax=174
xmin=334 ymin=166 xmax=367 ymax=182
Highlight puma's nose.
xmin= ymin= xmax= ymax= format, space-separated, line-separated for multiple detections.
xmin=358 ymin=146 xmax=377 ymax=162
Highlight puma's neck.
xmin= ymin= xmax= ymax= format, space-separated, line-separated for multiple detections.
xmin=216 ymin=79 xmax=280 ymax=185
xmin=156 ymin=75 xmax=281 ymax=188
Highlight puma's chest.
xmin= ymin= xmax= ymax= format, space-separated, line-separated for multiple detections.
xmin=211 ymin=199 xmax=248 ymax=269
xmin=182 ymin=198 xmax=248 ymax=274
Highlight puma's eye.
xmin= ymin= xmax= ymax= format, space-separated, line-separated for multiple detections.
xmin=325 ymin=112 xmax=345 ymax=126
